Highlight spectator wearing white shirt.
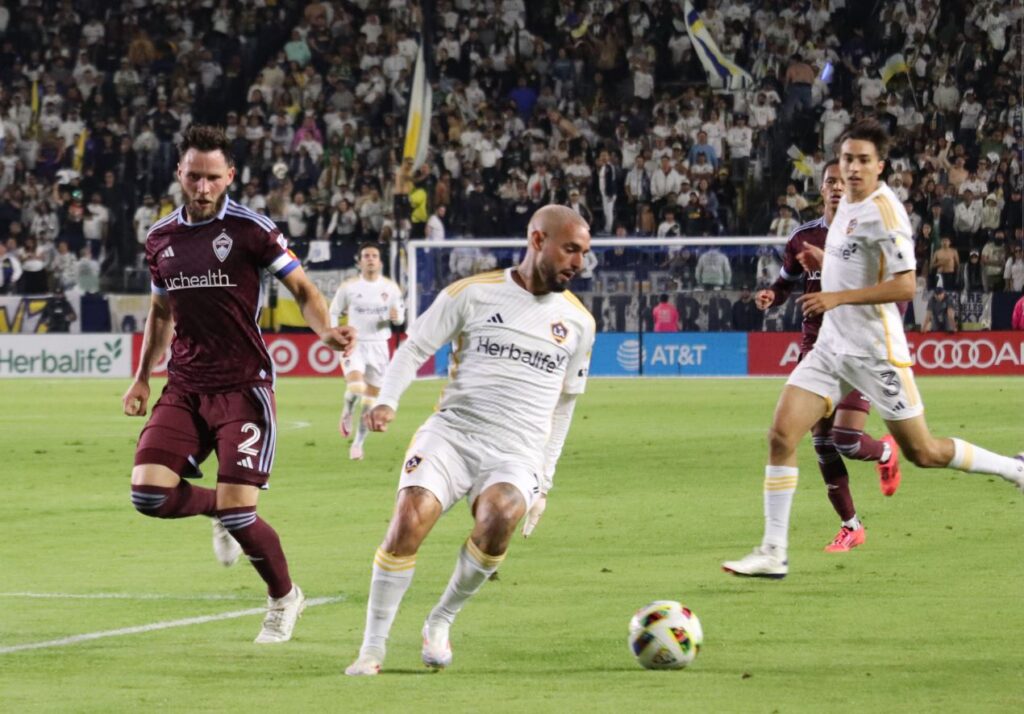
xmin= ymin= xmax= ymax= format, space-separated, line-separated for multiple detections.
xmin=953 ymin=190 xmax=983 ymax=249
xmin=770 ymin=205 xmax=798 ymax=237
xmin=725 ymin=115 xmax=753 ymax=182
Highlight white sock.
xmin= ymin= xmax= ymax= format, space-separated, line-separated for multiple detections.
xmin=360 ymin=548 xmax=416 ymax=658
xmin=949 ymin=438 xmax=1024 ymax=481
xmin=353 ymin=397 xmax=375 ymax=448
xmin=842 ymin=515 xmax=862 ymax=530
xmin=880 ymin=442 xmax=892 ymax=463
xmin=427 ymin=539 xmax=505 ymax=626
xmin=762 ymin=465 xmax=799 ymax=552
xmin=343 ymin=389 xmax=359 ymax=415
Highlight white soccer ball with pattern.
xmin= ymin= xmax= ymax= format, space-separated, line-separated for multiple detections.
xmin=628 ymin=600 xmax=703 ymax=670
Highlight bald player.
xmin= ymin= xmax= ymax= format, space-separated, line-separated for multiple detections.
xmin=345 ymin=205 xmax=596 ymax=676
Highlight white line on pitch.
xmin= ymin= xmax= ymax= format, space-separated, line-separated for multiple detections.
xmin=0 ymin=595 xmax=345 ymax=655
xmin=0 ymin=592 xmax=261 ymax=602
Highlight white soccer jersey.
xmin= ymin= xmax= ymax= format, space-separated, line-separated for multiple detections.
xmin=378 ymin=268 xmax=596 ymax=465
xmin=816 ymin=183 xmax=916 ymax=365
xmin=329 ymin=275 xmax=405 ymax=342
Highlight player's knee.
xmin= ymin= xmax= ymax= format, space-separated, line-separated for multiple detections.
xmin=130 ymin=485 xmax=170 ymax=518
xmin=767 ymin=424 xmax=800 ymax=457
xmin=832 ymin=428 xmax=862 ymax=457
xmin=812 ymin=436 xmax=840 ymax=463
xmin=474 ymin=488 xmax=525 ymax=542
xmin=347 ymin=380 xmax=366 ymax=396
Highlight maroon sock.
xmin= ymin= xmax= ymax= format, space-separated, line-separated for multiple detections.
xmin=131 ymin=482 xmax=217 ymax=518
xmin=217 ymin=507 xmax=292 ymax=599
xmin=833 ymin=427 xmax=886 ymax=462
xmin=813 ymin=437 xmax=855 ymax=521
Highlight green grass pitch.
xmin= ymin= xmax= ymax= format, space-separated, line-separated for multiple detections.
xmin=1 ymin=376 xmax=1021 ymax=713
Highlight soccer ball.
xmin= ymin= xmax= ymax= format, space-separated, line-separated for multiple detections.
xmin=628 ymin=600 xmax=703 ymax=670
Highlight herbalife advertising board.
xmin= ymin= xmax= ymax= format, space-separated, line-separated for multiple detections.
xmin=0 ymin=335 xmax=132 ymax=378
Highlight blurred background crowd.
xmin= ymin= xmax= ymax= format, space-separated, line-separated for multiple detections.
xmin=0 ymin=0 xmax=1020 ymax=304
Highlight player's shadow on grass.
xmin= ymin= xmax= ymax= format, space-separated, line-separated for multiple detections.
xmin=379 ymin=668 xmax=441 ymax=676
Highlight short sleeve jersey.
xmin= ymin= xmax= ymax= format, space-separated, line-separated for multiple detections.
xmin=770 ymin=217 xmax=827 ymax=353
xmin=382 ymin=268 xmax=595 ymax=463
xmin=146 ymin=198 xmax=299 ymax=391
xmin=816 ymin=184 xmax=916 ymax=365
xmin=329 ymin=275 xmax=405 ymax=342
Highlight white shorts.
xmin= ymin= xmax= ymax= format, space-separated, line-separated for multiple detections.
xmin=397 ymin=422 xmax=543 ymax=513
xmin=787 ymin=346 xmax=924 ymax=421
xmin=341 ymin=341 xmax=391 ymax=387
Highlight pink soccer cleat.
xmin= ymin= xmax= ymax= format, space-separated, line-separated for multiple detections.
xmin=824 ymin=525 xmax=866 ymax=553
xmin=877 ymin=435 xmax=902 ymax=496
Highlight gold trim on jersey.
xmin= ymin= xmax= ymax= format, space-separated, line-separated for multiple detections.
xmin=874 ymin=253 xmax=913 ymax=367
xmin=872 ymin=194 xmax=901 ymax=232
xmin=561 ymin=289 xmax=596 ymax=328
xmin=444 ymin=270 xmax=506 ymax=297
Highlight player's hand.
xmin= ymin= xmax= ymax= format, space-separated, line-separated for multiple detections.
xmin=522 ymin=494 xmax=547 ymax=538
xmin=389 ymin=307 xmax=400 ymax=322
xmin=122 ymin=380 xmax=150 ymax=417
xmin=797 ymin=244 xmax=825 ymax=272
xmin=797 ymin=291 xmax=840 ymax=317
xmin=320 ymin=325 xmax=357 ymax=356
xmin=363 ymin=405 xmax=396 ymax=432
xmin=754 ymin=289 xmax=775 ymax=310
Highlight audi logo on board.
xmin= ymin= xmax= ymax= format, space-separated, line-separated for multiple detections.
xmin=911 ymin=339 xmax=1021 ymax=371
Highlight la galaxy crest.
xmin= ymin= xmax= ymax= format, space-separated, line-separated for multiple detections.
xmin=551 ymin=321 xmax=568 ymax=344
xmin=404 ymin=454 xmax=423 ymax=474
xmin=213 ymin=232 xmax=233 ymax=262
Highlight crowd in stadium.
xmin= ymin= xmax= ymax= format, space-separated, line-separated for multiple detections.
xmin=0 ymin=0 xmax=1021 ymax=302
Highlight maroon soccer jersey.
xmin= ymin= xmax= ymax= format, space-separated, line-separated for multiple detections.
xmin=768 ymin=217 xmax=827 ymax=354
xmin=146 ymin=198 xmax=299 ymax=392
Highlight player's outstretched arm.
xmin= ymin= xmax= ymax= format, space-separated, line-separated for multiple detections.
xmin=123 ymin=293 xmax=173 ymax=417
xmin=280 ymin=265 xmax=356 ymax=355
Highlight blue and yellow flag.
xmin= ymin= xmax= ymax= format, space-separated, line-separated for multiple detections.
xmin=880 ymin=53 xmax=909 ymax=88
xmin=684 ymin=1 xmax=753 ymax=91
xmin=402 ymin=0 xmax=436 ymax=172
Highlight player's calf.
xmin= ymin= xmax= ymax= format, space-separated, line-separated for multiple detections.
xmin=130 ymin=482 xmax=216 ymax=519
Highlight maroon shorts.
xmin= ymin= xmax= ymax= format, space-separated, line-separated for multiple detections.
xmin=135 ymin=383 xmax=278 ymax=487
xmin=836 ymin=389 xmax=870 ymax=414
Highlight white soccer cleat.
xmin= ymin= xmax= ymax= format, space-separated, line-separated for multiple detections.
xmin=339 ymin=410 xmax=353 ymax=438
xmin=212 ymin=519 xmax=242 ymax=567
xmin=349 ymin=444 xmax=364 ymax=461
xmin=722 ymin=546 xmax=788 ymax=579
xmin=254 ymin=585 xmax=306 ymax=644
xmin=344 ymin=652 xmax=384 ymax=676
xmin=1012 ymin=454 xmax=1024 ymax=492
xmin=421 ymin=620 xmax=453 ymax=669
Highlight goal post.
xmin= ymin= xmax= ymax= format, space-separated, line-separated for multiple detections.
xmin=406 ymin=236 xmax=789 ymax=326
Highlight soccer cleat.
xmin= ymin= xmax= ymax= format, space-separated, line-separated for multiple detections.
xmin=344 ymin=653 xmax=383 ymax=676
xmin=421 ymin=620 xmax=453 ymax=669
xmin=1011 ymin=455 xmax=1024 ymax=492
xmin=877 ymin=434 xmax=902 ymax=496
xmin=824 ymin=525 xmax=866 ymax=552
xmin=254 ymin=585 xmax=306 ymax=644
xmin=339 ymin=410 xmax=353 ymax=438
xmin=722 ymin=546 xmax=788 ymax=579
xmin=349 ymin=444 xmax=364 ymax=461
xmin=212 ymin=519 xmax=242 ymax=567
